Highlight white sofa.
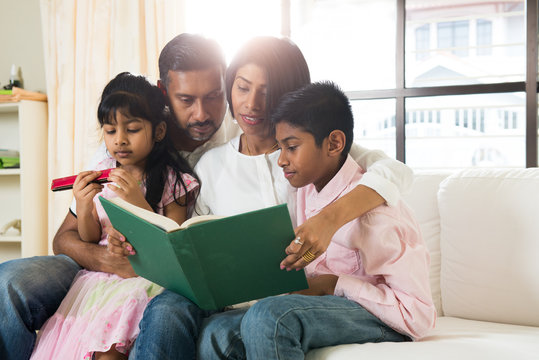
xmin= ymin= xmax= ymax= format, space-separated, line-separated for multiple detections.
xmin=307 ymin=168 xmax=539 ymax=360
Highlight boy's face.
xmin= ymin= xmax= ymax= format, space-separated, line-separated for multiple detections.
xmin=276 ymin=122 xmax=334 ymax=191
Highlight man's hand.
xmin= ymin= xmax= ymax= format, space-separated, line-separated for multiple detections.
xmin=53 ymin=212 xmax=137 ymax=278
xmin=292 ymin=274 xmax=338 ymax=296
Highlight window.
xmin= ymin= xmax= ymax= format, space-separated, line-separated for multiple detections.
xmin=476 ymin=19 xmax=493 ymax=56
xmin=184 ymin=0 xmax=538 ymax=169
xmin=415 ymin=24 xmax=430 ymax=60
xmin=437 ymin=20 xmax=469 ymax=57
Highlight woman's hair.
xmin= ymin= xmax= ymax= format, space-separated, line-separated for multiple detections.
xmin=97 ymin=72 xmax=198 ymax=211
xmin=271 ymin=81 xmax=354 ymax=155
xmin=225 ymin=36 xmax=311 ymax=121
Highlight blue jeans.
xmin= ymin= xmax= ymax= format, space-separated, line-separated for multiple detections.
xmin=129 ymin=290 xmax=216 ymax=360
xmin=198 ymin=294 xmax=411 ymax=360
xmin=0 ymin=255 xmax=81 ymax=360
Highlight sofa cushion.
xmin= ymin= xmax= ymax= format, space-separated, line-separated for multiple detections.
xmin=305 ymin=317 xmax=539 ymax=360
xmin=403 ymin=171 xmax=451 ymax=316
xmin=438 ymin=168 xmax=539 ymax=326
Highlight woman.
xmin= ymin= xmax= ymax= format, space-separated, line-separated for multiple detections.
xmin=194 ymin=36 xmax=412 ymax=268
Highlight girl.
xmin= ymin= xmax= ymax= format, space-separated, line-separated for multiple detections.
xmin=31 ymin=72 xmax=198 ymax=360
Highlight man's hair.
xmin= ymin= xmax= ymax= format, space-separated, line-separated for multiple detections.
xmin=225 ymin=36 xmax=310 ymax=120
xmin=158 ymin=33 xmax=226 ymax=89
xmin=271 ymin=81 xmax=354 ymax=155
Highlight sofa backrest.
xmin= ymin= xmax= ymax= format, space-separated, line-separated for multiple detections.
xmin=437 ymin=168 xmax=539 ymax=327
xmin=403 ymin=171 xmax=451 ymax=316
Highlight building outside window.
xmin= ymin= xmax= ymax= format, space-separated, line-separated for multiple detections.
xmin=183 ymin=0 xmax=537 ymax=170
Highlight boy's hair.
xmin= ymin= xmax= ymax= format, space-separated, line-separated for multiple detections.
xmin=97 ymin=72 xmax=198 ymax=211
xmin=159 ymin=33 xmax=226 ymax=89
xmin=225 ymin=36 xmax=310 ymax=121
xmin=271 ymin=81 xmax=354 ymax=155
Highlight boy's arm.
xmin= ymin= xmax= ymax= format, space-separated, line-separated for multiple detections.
xmin=281 ymin=144 xmax=413 ymax=270
xmin=53 ymin=212 xmax=136 ymax=278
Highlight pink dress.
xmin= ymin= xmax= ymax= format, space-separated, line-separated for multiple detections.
xmin=31 ymin=158 xmax=198 ymax=359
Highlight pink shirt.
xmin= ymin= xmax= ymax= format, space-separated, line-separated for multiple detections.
xmin=297 ymin=155 xmax=436 ymax=339
xmin=92 ymin=157 xmax=198 ymax=245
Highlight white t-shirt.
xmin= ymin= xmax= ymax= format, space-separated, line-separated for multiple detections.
xmin=193 ymin=136 xmax=414 ymax=223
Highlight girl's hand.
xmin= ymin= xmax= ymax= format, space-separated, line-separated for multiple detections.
xmin=280 ymin=212 xmax=339 ymax=271
xmin=73 ymin=171 xmax=104 ymax=217
xmin=106 ymin=168 xmax=147 ymax=208
xmin=105 ymin=225 xmax=136 ymax=257
xmin=292 ymin=274 xmax=338 ymax=296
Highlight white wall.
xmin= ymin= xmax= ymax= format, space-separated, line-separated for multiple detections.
xmin=0 ymin=0 xmax=46 ymax=93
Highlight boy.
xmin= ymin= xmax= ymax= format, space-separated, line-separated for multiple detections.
xmin=198 ymin=82 xmax=436 ymax=359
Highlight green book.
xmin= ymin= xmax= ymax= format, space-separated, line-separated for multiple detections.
xmin=99 ymin=197 xmax=308 ymax=310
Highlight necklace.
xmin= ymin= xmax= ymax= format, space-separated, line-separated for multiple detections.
xmin=242 ymin=134 xmax=279 ymax=156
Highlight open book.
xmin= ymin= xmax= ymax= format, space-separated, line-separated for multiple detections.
xmin=106 ymin=197 xmax=224 ymax=232
xmin=99 ymin=197 xmax=308 ymax=310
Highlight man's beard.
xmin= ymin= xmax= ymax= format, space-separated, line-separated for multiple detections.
xmin=186 ymin=120 xmax=217 ymax=141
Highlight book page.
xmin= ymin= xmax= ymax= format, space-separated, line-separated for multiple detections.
xmin=179 ymin=214 xmax=224 ymax=229
xmin=108 ymin=197 xmax=181 ymax=232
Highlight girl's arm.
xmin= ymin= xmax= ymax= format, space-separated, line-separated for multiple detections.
xmin=163 ymin=195 xmax=188 ymax=225
xmin=73 ymin=171 xmax=104 ymax=242
xmin=281 ymin=144 xmax=413 ymax=270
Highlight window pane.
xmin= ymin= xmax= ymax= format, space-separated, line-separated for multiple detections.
xmin=406 ymin=0 xmax=525 ymax=87
xmin=406 ymin=93 xmax=526 ymax=170
xmin=185 ymin=0 xmax=281 ymax=62
xmin=290 ymin=0 xmax=396 ymax=91
xmin=351 ymin=99 xmax=396 ymax=159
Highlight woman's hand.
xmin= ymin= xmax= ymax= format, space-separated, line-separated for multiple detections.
xmin=292 ymin=274 xmax=338 ymax=296
xmin=106 ymin=168 xmax=148 ymax=209
xmin=73 ymin=171 xmax=104 ymax=217
xmin=280 ymin=210 xmax=339 ymax=270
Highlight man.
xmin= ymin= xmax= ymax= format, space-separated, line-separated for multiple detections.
xmin=0 ymin=33 xmax=240 ymax=360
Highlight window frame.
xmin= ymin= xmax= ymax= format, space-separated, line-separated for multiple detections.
xmin=283 ymin=0 xmax=538 ymax=168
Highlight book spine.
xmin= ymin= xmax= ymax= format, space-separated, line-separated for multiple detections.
xmin=172 ymin=230 xmax=217 ymax=310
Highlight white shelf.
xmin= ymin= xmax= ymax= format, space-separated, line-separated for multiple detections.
xmin=0 ymin=168 xmax=20 ymax=175
xmin=0 ymin=100 xmax=48 ymax=260
xmin=0 ymin=102 xmax=20 ymax=113
xmin=0 ymin=235 xmax=22 ymax=243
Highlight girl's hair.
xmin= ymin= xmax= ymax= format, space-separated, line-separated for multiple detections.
xmin=97 ymin=72 xmax=198 ymax=211
xmin=225 ymin=36 xmax=311 ymax=122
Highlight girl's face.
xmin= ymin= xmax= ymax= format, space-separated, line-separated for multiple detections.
xmin=102 ymin=109 xmax=164 ymax=169
xmin=231 ymin=63 xmax=270 ymax=137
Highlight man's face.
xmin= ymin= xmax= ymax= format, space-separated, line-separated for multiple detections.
xmin=165 ymin=66 xmax=227 ymax=142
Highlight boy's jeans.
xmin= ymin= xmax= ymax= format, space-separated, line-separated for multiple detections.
xmin=198 ymin=294 xmax=411 ymax=360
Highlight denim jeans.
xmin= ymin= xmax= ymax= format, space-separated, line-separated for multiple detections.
xmin=198 ymin=294 xmax=411 ymax=360
xmin=129 ymin=290 xmax=216 ymax=360
xmin=0 ymin=255 xmax=81 ymax=360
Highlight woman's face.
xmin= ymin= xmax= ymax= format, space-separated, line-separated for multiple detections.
xmin=231 ymin=63 xmax=269 ymax=137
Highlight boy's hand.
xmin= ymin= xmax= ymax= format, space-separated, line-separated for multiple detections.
xmin=292 ymin=274 xmax=338 ymax=296
xmin=106 ymin=168 xmax=147 ymax=208
xmin=73 ymin=171 xmax=104 ymax=216
xmin=106 ymin=226 xmax=136 ymax=257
